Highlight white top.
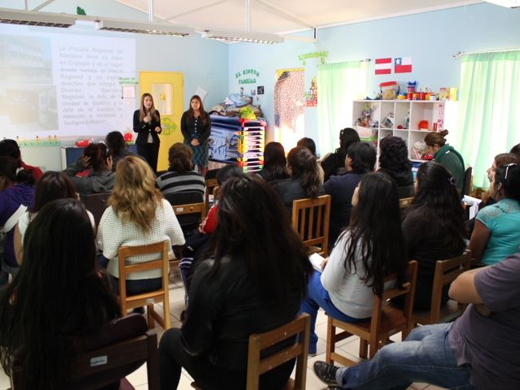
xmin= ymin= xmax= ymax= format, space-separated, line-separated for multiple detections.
xmin=97 ymin=199 xmax=185 ymax=280
xmin=18 ymin=209 xmax=95 ymax=244
xmin=321 ymin=231 xmax=375 ymax=319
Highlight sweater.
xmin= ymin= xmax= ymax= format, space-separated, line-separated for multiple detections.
xmin=97 ymin=199 xmax=185 ymax=280
xmin=63 ymin=160 xmax=115 ymax=197
xmin=156 ymin=170 xmax=205 ymax=195
xmin=133 ymin=110 xmax=162 ymax=145
xmin=434 ymin=144 xmax=465 ymax=193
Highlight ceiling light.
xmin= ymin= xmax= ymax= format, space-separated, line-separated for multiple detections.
xmin=484 ymin=0 xmax=520 ymax=8
xmin=97 ymin=19 xmax=192 ymax=37
xmin=0 ymin=8 xmax=76 ymax=28
xmin=201 ymin=30 xmax=283 ymax=44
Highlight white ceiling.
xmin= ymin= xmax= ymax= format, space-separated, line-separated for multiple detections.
xmin=115 ymin=0 xmax=482 ymax=34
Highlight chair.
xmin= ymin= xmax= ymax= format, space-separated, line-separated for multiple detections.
xmin=399 ymin=197 xmax=413 ymax=209
xmin=413 ymin=250 xmax=471 ymax=325
xmin=204 ymin=177 xmax=218 ymax=215
xmin=83 ymin=192 xmax=111 ymax=228
xmin=11 ymin=314 xmax=159 ymax=390
xmin=165 ymin=191 xmax=206 ymax=236
xmin=397 ymin=186 xmax=414 ymax=199
xmin=326 ymin=261 xmax=418 ymax=365
xmin=292 ymin=195 xmax=331 ymax=256
xmin=192 ymin=313 xmax=311 ymax=390
xmin=118 ymin=241 xmax=171 ymax=330
xmin=462 ymin=167 xmax=473 ymax=196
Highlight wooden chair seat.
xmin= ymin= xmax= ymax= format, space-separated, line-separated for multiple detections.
xmin=347 ymin=304 xmax=408 ymax=335
xmin=292 ymin=195 xmax=331 ymax=256
xmin=413 ymin=299 xmax=461 ymax=325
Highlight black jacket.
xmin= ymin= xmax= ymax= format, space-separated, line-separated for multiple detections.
xmin=133 ymin=110 xmax=161 ymax=145
xmin=180 ymin=256 xmax=301 ymax=374
xmin=274 ymin=177 xmax=325 ymax=216
xmin=181 ymin=112 xmax=211 ymax=143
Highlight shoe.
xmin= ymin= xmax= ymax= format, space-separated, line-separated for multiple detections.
xmin=313 ymin=361 xmax=340 ymax=386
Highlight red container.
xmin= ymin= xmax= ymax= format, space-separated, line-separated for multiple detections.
xmin=419 ymin=92 xmax=426 ymax=100
xmin=407 ymin=92 xmax=413 ymax=100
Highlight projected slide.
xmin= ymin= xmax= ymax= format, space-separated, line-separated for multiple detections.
xmin=0 ymin=26 xmax=136 ymax=139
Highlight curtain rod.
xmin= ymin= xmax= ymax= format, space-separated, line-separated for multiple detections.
xmin=454 ymin=47 xmax=520 ymax=57
xmin=318 ymin=59 xmax=371 ymax=65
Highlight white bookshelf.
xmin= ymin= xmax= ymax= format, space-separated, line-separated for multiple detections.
xmin=352 ymin=99 xmax=458 ymax=163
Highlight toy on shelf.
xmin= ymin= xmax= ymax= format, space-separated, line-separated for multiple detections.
xmin=411 ymin=141 xmax=428 ymax=160
xmin=418 ymin=120 xmax=430 ymax=130
xmin=380 ymin=81 xmax=399 ymax=100
xmin=381 ymin=113 xmax=395 ymax=129
xmin=406 ymin=81 xmax=417 ymax=100
xmin=75 ymin=139 xmax=92 ymax=147
xmin=357 ymin=104 xmax=372 ymax=128
xmin=124 ymin=132 xmax=134 ymax=143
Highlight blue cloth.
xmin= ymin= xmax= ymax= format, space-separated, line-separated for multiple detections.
xmin=476 ymin=198 xmax=520 ymax=265
xmin=336 ymin=324 xmax=474 ymax=390
xmin=300 ymin=271 xmax=369 ymax=354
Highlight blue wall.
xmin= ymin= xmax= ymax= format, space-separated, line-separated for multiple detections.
xmin=229 ymin=3 xmax=520 ymax=154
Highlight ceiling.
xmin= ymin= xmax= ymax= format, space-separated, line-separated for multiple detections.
xmin=115 ymin=0 xmax=482 ymax=34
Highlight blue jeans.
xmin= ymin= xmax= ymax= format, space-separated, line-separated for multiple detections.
xmin=336 ymin=323 xmax=474 ymax=390
xmin=300 ymin=271 xmax=369 ymax=354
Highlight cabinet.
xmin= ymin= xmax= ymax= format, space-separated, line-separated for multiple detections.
xmin=352 ymin=100 xmax=458 ymax=163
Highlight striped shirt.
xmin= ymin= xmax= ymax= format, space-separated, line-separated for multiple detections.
xmin=156 ymin=170 xmax=205 ymax=195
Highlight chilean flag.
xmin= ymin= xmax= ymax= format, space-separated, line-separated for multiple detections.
xmin=375 ymin=58 xmax=392 ymax=75
xmin=395 ymin=57 xmax=412 ymax=73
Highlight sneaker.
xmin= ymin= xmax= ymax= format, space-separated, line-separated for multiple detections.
xmin=313 ymin=361 xmax=340 ymax=386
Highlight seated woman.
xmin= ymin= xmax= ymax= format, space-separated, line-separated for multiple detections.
xmin=424 ymin=130 xmax=465 ymax=193
xmin=274 ymin=146 xmax=324 ymax=216
xmin=401 ymin=162 xmax=466 ymax=310
xmin=0 ymin=198 xmax=120 ymax=389
xmin=159 ymin=175 xmax=313 ymax=390
xmin=297 ymin=137 xmax=325 ymax=182
xmin=300 ymin=172 xmax=407 ymax=355
xmin=63 ymin=143 xmax=115 ymax=197
xmin=321 ymin=128 xmax=360 ymax=182
xmin=13 ymin=171 xmax=95 ymax=264
xmin=470 ymin=163 xmax=520 ymax=265
xmin=97 ymin=156 xmax=185 ymax=295
xmin=378 ymin=136 xmax=414 ymax=197
xmin=257 ymin=142 xmax=290 ymax=183
xmin=105 ymin=131 xmax=140 ymax=171
xmin=0 ymin=157 xmax=35 ymax=286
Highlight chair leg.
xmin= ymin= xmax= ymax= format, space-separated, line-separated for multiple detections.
xmin=147 ymin=304 xmax=155 ymax=329
xmin=369 ymin=337 xmax=378 ymax=359
xmin=326 ymin=317 xmax=334 ymax=364
xmin=359 ymin=339 xmax=368 ymax=359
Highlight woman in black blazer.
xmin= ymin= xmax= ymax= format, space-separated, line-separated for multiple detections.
xmin=133 ymin=93 xmax=162 ymax=172
xmin=181 ymin=95 xmax=211 ymax=174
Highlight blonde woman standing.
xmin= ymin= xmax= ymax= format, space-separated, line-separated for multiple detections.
xmin=97 ymin=156 xmax=185 ymax=294
xmin=134 ymin=93 xmax=162 ymax=172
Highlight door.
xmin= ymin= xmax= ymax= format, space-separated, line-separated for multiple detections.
xmin=139 ymin=72 xmax=184 ymax=171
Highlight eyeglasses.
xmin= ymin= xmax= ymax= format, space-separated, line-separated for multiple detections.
xmin=504 ymin=163 xmax=518 ymax=180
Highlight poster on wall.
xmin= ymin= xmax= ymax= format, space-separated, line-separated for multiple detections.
xmin=274 ymin=68 xmax=305 ymax=148
xmin=151 ymin=83 xmax=173 ymax=115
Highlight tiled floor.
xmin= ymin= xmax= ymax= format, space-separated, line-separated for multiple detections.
xmin=0 ymin=270 xmax=447 ymax=390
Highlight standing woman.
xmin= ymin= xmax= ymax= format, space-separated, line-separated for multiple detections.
xmin=134 ymin=93 xmax=162 ymax=172
xmin=181 ymin=95 xmax=211 ymax=174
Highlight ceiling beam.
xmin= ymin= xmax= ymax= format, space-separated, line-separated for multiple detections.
xmin=166 ymin=0 xmax=227 ymax=21
xmin=253 ymin=0 xmax=315 ymax=29
xmin=32 ymin=0 xmax=55 ymax=12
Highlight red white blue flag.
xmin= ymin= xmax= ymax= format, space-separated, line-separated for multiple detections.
xmin=394 ymin=57 xmax=412 ymax=73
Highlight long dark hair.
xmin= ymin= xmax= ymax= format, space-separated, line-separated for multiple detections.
xmin=30 ymin=171 xmax=77 ymax=214
xmin=84 ymin=143 xmax=111 ymax=173
xmin=287 ymin=146 xmax=321 ymax=198
xmin=336 ymin=128 xmax=360 ymax=164
xmin=204 ymin=175 xmax=313 ymax=303
xmin=0 ymin=199 xmax=120 ymax=389
xmin=105 ymin=131 xmax=126 ymax=156
xmin=342 ymin=172 xmax=406 ymax=297
xmin=346 ymin=142 xmax=376 ymax=174
xmin=494 ymin=163 xmax=520 ymax=203
xmin=379 ymin=136 xmax=412 ymax=172
xmin=410 ymin=162 xmax=465 ymax=248
xmin=262 ymin=142 xmax=289 ymax=182
xmin=0 ymin=156 xmax=35 ymax=187
xmin=187 ymin=95 xmax=208 ymax=125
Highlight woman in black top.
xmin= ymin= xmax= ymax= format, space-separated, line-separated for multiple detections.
xmin=133 ymin=93 xmax=162 ymax=172
xmin=378 ymin=136 xmax=414 ymax=198
xmin=321 ymin=127 xmax=360 ymax=182
xmin=258 ymin=141 xmax=290 ymax=183
xmin=181 ymin=95 xmax=211 ymax=175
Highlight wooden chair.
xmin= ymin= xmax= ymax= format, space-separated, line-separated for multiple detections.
xmin=192 ymin=314 xmax=311 ymax=390
xmin=413 ymin=250 xmax=471 ymax=325
xmin=118 ymin=241 xmax=171 ymax=330
xmin=83 ymin=192 xmax=110 ymax=229
xmin=204 ymin=177 xmax=218 ymax=215
xmin=462 ymin=167 xmax=473 ymax=197
xmin=399 ymin=197 xmax=413 ymax=209
xmin=326 ymin=261 xmax=418 ymax=365
xmin=11 ymin=314 xmax=159 ymax=390
xmin=292 ymin=195 xmax=331 ymax=256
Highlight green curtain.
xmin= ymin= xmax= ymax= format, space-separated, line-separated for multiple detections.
xmin=457 ymin=51 xmax=520 ymax=188
xmin=317 ymin=61 xmax=368 ymax=156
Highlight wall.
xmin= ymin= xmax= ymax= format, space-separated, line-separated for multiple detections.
xmin=0 ymin=0 xmax=229 ymax=170
xmin=228 ymin=2 xmax=520 ymax=155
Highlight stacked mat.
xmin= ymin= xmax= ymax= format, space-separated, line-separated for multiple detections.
xmin=208 ymin=116 xmax=266 ymax=172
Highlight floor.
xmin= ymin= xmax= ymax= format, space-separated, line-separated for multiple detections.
xmin=0 ymin=270 xmax=447 ymax=390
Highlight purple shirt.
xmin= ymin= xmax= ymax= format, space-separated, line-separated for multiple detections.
xmin=449 ymin=251 xmax=520 ymax=389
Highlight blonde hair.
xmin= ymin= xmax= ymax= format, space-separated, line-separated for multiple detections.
xmin=109 ymin=156 xmax=163 ymax=232
xmin=139 ymin=93 xmax=159 ymax=122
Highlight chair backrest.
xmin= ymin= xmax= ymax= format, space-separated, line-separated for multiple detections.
xmin=204 ymin=177 xmax=219 ymax=214
xmin=246 ymin=313 xmax=310 ymax=390
xmin=462 ymin=167 xmax=473 ymax=196
xmin=371 ymin=261 xmax=418 ymax=337
xmin=292 ymin=195 xmax=331 ymax=256
xmin=399 ymin=197 xmax=413 ymax=209
xmin=397 ymin=186 xmax=414 ymax=199
xmin=83 ymin=192 xmax=111 ymax=228
xmin=429 ymin=250 xmax=471 ymax=323
xmin=11 ymin=314 xmax=159 ymax=390
xmin=164 ymin=191 xmax=205 ymax=234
